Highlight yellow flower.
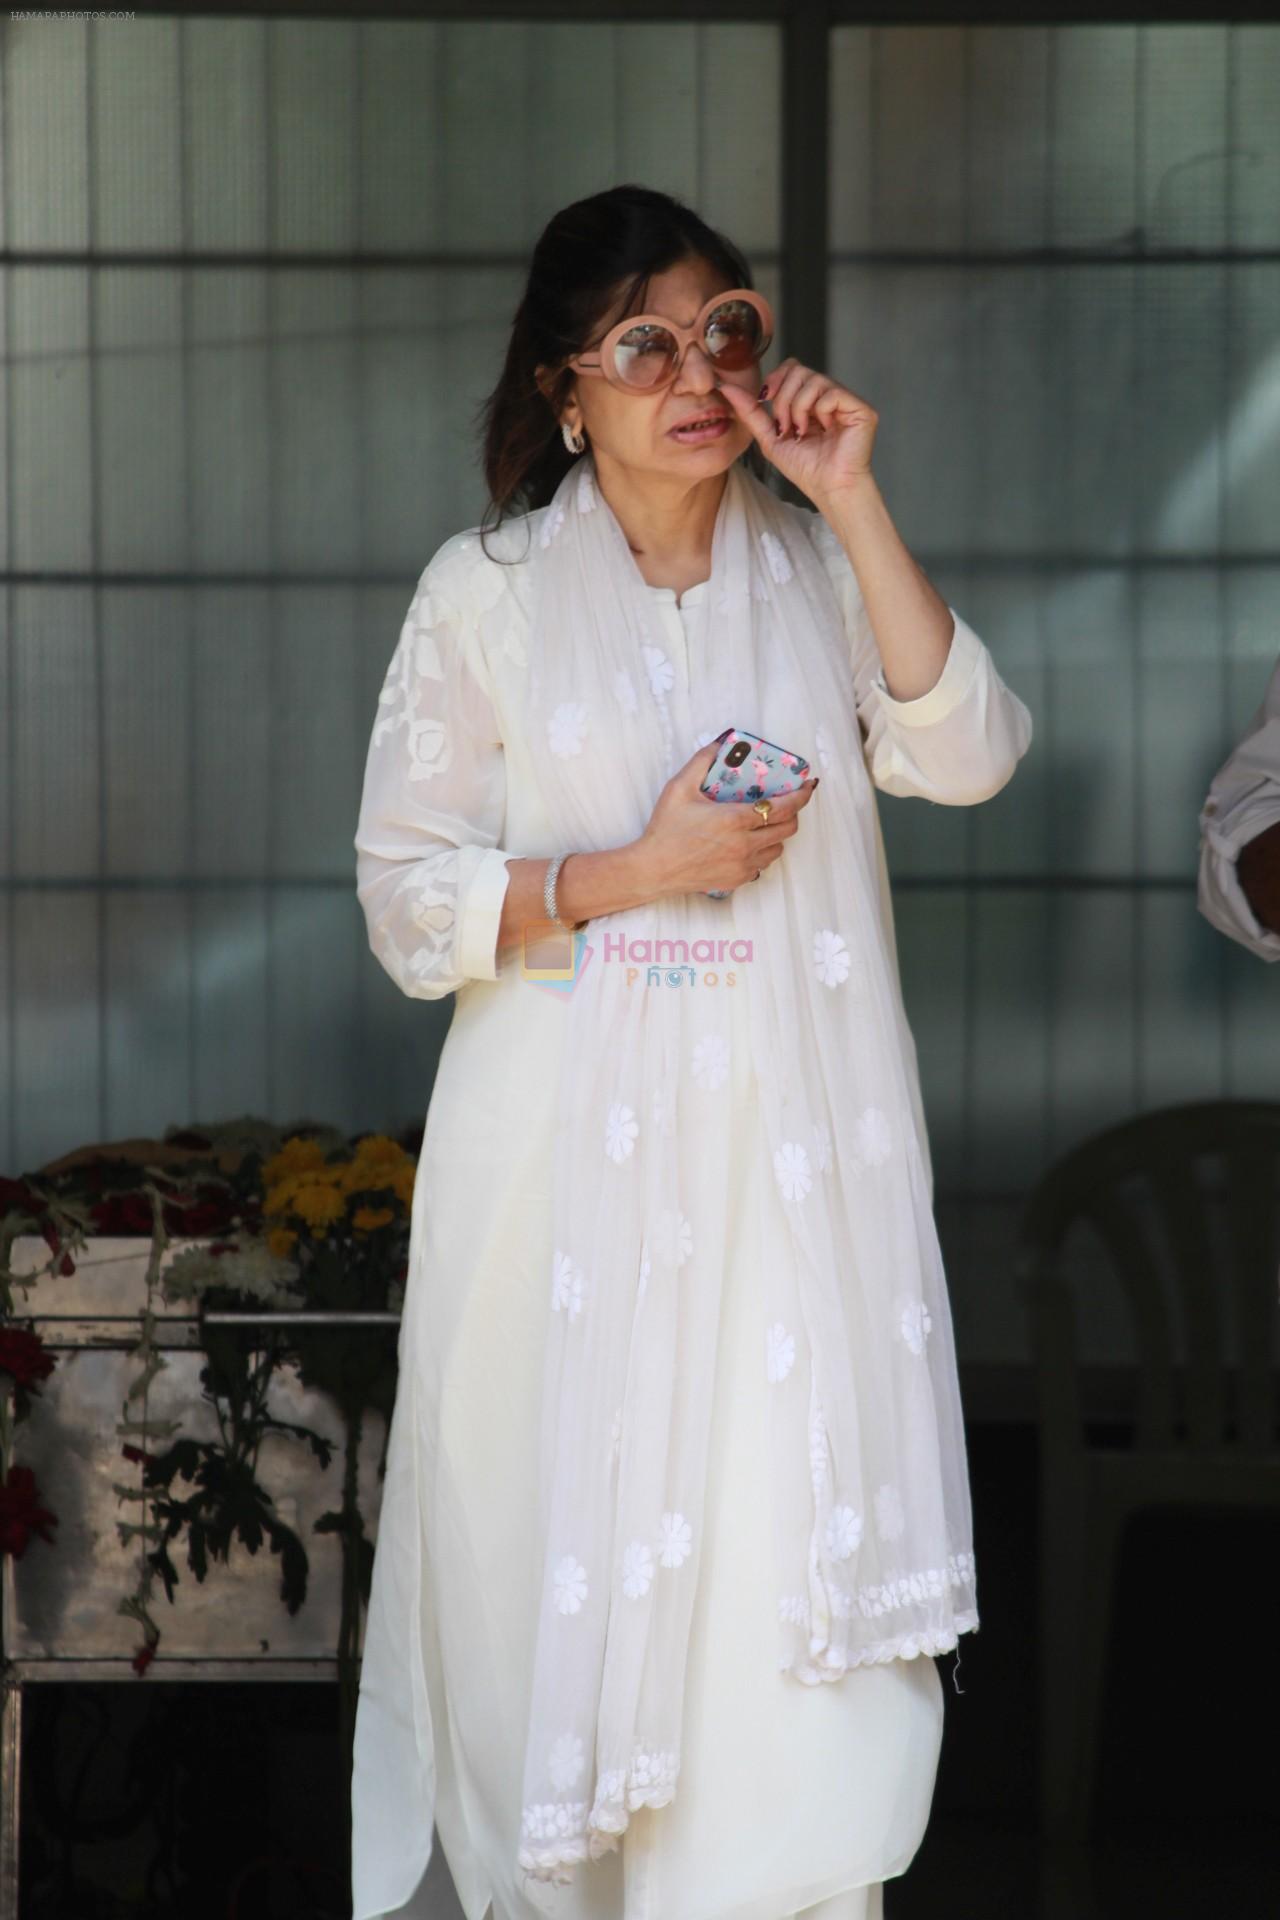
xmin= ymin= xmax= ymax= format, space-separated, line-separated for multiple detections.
xmin=290 ymin=1180 xmax=347 ymax=1230
xmin=352 ymin=1205 xmax=394 ymax=1233
xmin=262 ymin=1136 xmax=329 ymax=1186
xmin=264 ymin=1160 xmax=343 ymax=1217
xmin=391 ymin=1165 xmax=416 ymax=1209
xmin=264 ymin=1178 xmax=300 ymax=1216
xmin=351 ymin=1133 xmax=404 ymax=1166
xmin=267 ymin=1225 xmax=299 ymax=1259
xmin=342 ymin=1136 xmax=414 ymax=1198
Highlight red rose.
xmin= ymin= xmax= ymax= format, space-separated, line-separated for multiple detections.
xmin=0 ymin=1177 xmax=42 ymax=1219
xmin=90 ymin=1193 xmax=155 ymax=1236
xmin=0 ymin=1464 xmax=58 ymax=1558
xmin=159 ymin=1183 xmax=235 ymax=1239
xmin=0 ymin=1327 xmax=57 ymax=1391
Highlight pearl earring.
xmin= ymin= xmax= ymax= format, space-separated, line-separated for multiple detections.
xmin=562 ymin=421 xmax=586 ymax=456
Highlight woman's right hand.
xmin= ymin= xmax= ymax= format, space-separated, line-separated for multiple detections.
xmin=631 ymin=742 xmax=819 ymax=900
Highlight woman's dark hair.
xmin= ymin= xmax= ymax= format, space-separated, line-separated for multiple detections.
xmin=474 ymin=183 xmax=771 ymax=563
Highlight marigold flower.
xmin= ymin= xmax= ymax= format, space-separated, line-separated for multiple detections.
xmin=262 ymin=1136 xmax=329 ymax=1185
xmin=351 ymin=1133 xmax=405 ymax=1167
xmin=263 ymin=1178 xmax=300 ymax=1216
xmin=342 ymin=1136 xmax=412 ymax=1197
xmin=352 ymin=1206 xmax=394 ymax=1233
xmin=289 ymin=1181 xmax=347 ymax=1230
xmin=267 ymin=1164 xmax=339 ymax=1212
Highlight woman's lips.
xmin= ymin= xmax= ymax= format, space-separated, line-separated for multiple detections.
xmin=669 ymin=415 xmax=731 ymax=443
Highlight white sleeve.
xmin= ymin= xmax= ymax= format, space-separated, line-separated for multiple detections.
xmin=802 ymin=509 xmax=1033 ymax=805
xmin=1196 ymin=658 xmax=1280 ymax=963
xmin=354 ymin=537 xmax=515 ymax=1001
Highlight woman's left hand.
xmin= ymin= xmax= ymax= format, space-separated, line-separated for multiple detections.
xmin=718 ymin=359 xmax=877 ymax=505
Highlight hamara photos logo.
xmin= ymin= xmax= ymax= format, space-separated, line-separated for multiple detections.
xmin=521 ymin=929 xmax=753 ymax=996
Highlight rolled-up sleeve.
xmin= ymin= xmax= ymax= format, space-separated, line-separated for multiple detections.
xmin=354 ymin=538 xmax=515 ymax=1000
xmin=803 ymin=509 xmax=1033 ymax=805
xmin=1197 ymin=662 xmax=1280 ymax=962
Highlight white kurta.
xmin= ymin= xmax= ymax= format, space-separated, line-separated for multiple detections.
xmin=351 ymin=497 xmax=1033 ymax=1920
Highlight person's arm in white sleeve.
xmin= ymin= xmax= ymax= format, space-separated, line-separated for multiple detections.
xmin=1197 ymin=657 xmax=1280 ymax=962
xmin=802 ymin=508 xmax=1033 ymax=804
xmin=354 ymin=538 xmax=515 ymax=1000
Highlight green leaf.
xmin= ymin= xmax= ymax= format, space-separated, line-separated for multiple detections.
xmin=147 ymin=1541 xmax=180 ymax=1605
xmin=146 ymin=1437 xmax=202 ymax=1489
xmin=236 ymin=1507 xmax=264 ymax=1556
xmin=187 ymin=1522 xmax=209 ymax=1584
xmin=267 ymin=1518 xmax=309 ymax=1615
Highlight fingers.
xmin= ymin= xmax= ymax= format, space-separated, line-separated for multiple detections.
xmin=724 ymin=778 xmax=818 ymax=884
xmin=764 ymin=362 xmax=815 ymax=437
xmin=748 ymin=817 xmax=800 ymax=855
xmin=670 ymin=756 xmax=819 ymax=895
xmin=685 ymin=740 xmax=725 ymax=793
xmin=789 ymin=375 xmax=836 ymax=439
xmin=810 ymin=387 xmax=846 ymax=433
xmin=735 ymin=839 xmax=785 ymax=888
xmin=718 ymin=378 xmax=774 ymax=445
xmin=733 ymin=776 xmax=819 ymax=825
xmin=764 ymin=365 xmax=867 ymax=439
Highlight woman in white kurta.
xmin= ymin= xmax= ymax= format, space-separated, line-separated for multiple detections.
xmin=351 ymin=215 xmax=1031 ymax=1920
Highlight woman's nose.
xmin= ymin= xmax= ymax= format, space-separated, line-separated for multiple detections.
xmin=673 ymin=340 xmax=719 ymax=388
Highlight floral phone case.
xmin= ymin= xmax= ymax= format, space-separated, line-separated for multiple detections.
xmin=698 ymin=725 xmax=812 ymax=897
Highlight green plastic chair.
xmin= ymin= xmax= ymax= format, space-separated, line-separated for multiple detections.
xmin=1014 ymin=1098 xmax=1280 ymax=1835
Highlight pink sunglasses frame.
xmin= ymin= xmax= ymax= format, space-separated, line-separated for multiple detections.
xmin=567 ymin=287 xmax=775 ymax=394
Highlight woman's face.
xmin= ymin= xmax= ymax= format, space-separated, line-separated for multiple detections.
xmin=549 ymin=257 xmax=762 ymax=480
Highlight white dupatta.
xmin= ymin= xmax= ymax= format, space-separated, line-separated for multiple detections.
xmin=515 ymin=454 xmax=978 ymax=1892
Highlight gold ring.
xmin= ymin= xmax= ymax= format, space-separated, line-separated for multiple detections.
xmin=752 ymin=799 xmax=772 ymax=824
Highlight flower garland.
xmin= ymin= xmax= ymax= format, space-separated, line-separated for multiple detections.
xmin=0 ymin=1171 xmax=89 ymax=1564
xmin=0 ymin=1324 xmax=59 ymax=1557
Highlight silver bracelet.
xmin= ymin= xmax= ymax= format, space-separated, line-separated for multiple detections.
xmin=544 ymin=853 xmax=585 ymax=932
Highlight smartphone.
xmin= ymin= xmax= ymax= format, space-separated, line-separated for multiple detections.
xmin=698 ymin=726 xmax=812 ymax=897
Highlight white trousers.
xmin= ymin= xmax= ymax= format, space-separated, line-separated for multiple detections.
xmin=481 ymin=1880 xmax=885 ymax=1920
xmin=792 ymin=1885 xmax=883 ymax=1920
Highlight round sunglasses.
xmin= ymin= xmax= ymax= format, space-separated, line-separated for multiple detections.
xmin=567 ymin=288 xmax=774 ymax=394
